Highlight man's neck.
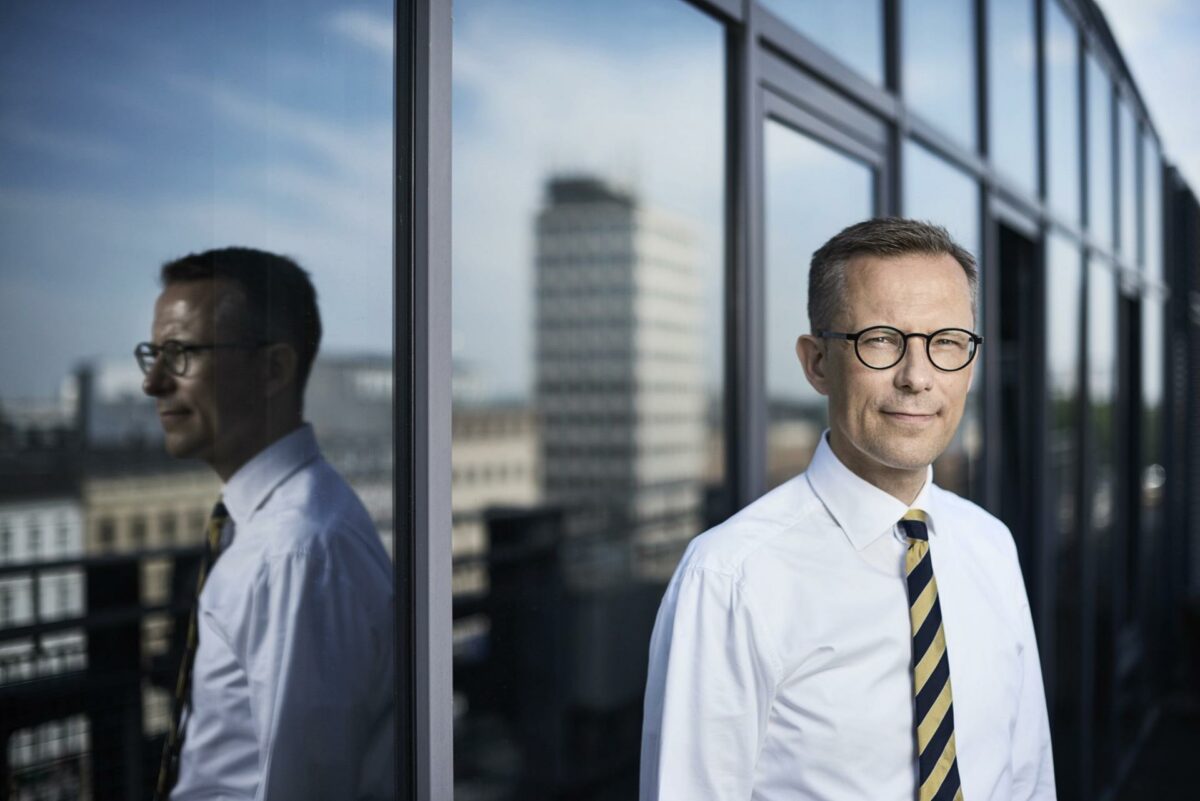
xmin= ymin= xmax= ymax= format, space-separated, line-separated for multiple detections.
xmin=826 ymin=432 xmax=927 ymax=506
xmin=211 ymin=417 xmax=305 ymax=483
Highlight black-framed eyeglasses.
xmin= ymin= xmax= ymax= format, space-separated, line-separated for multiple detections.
xmin=134 ymin=340 xmax=268 ymax=378
xmin=817 ymin=325 xmax=983 ymax=372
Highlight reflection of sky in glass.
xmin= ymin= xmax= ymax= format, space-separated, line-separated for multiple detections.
xmin=903 ymin=141 xmax=980 ymax=262
xmin=988 ymin=0 xmax=1038 ymax=195
xmin=1046 ymin=233 xmax=1082 ymax=400
xmin=764 ymin=121 xmax=873 ymax=402
xmin=1118 ymin=99 xmax=1138 ymax=261
xmin=1087 ymin=261 xmax=1117 ymax=400
xmin=903 ymin=0 xmax=976 ymax=148
xmin=1141 ymin=298 xmax=1164 ymax=407
xmin=0 ymin=1 xmax=394 ymax=399
xmin=1086 ymin=52 xmax=1113 ymax=247
xmin=452 ymin=0 xmax=724 ymax=402
xmin=1046 ymin=0 xmax=1081 ymax=224
xmin=1143 ymin=137 xmax=1163 ymax=282
xmin=762 ymin=0 xmax=884 ymax=85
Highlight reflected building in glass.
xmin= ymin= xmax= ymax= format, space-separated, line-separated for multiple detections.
xmin=535 ymin=176 xmax=706 ymax=579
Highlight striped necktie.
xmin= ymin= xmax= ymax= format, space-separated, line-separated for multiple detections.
xmin=155 ymin=499 xmax=229 ymax=800
xmin=900 ymin=509 xmax=964 ymax=801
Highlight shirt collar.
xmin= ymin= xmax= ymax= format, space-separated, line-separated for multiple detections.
xmin=222 ymin=424 xmax=320 ymax=526
xmin=804 ymin=431 xmax=937 ymax=551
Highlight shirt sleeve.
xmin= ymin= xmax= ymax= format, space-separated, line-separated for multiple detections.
xmin=640 ymin=565 xmax=780 ymax=801
xmin=237 ymin=547 xmax=391 ymax=801
xmin=1009 ymin=559 xmax=1058 ymax=800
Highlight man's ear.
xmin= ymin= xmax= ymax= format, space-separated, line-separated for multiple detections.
xmin=263 ymin=343 xmax=299 ymax=400
xmin=796 ymin=334 xmax=831 ymax=397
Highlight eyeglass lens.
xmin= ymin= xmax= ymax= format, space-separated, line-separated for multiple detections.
xmin=854 ymin=326 xmax=975 ymax=370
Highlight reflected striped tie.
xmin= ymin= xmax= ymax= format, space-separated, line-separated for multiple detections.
xmin=900 ymin=509 xmax=964 ymax=801
xmin=155 ymin=499 xmax=229 ymax=800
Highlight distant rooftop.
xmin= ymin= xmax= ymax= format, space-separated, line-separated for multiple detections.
xmin=545 ymin=175 xmax=635 ymax=208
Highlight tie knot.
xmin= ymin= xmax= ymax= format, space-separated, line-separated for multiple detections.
xmin=211 ymin=499 xmax=229 ymax=522
xmin=899 ymin=508 xmax=928 ymax=541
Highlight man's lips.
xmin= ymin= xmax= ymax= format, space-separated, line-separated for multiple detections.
xmin=158 ymin=408 xmax=191 ymax=422
xmin=881 ymin=410 xmax=939 ymax=422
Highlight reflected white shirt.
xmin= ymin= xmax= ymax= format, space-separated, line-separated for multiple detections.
xmin=640 ymin=433 xmax=1055 ymax=801
xmin=173 ymin=424 xmax=394 ymax=800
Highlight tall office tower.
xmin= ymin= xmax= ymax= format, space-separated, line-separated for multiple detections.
xmin=534 ymin=176 xmax=705 ymax=577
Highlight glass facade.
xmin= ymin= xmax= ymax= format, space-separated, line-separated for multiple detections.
xmin=451 ymin=0 xmax=725 ymax=794
xmin=762 ymin=0 xmax=885 ymax=85
xmin=1085 ymin=259 xmax=1119 ymax=793
xmin=3 ymin=2 xmax=1196 ymax=799
xmin=1143 ymin=137 xmax=1164 ymax=282
xmin=1086 ymin=51 xmax=1114 ymax=246
xmin=1047 ymin=234 xmax=1083 ymax=783
xmin=988 ymin=0 xmax=1038 ymax=194
xmin=1046 ymin=0 xmax=1081 ymax=224
xmin=764 ymin=121 xmax=874 ymax=486
xmin=1 ymin=1 xmax=396 ymax=797
xmin=1118 ymin=99 xmax=1139 ymax=262
xmin=903 ymin=0 xmax=977 ymax=147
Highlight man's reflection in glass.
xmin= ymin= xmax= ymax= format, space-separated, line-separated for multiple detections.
xmin=138 ymin=247 xmax=394 ymax=800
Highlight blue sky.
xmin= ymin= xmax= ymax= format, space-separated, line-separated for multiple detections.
xmin=1095 ymin=0 xmax=1200 ymax=192
xmin=0 ymin=1 xmax=393 ymax=400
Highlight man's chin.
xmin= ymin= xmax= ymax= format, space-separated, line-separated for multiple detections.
xmin=161 ymin=433 xmax=203 ymax=461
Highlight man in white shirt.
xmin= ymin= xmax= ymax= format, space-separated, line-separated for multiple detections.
xmin=138 ymin=247 xmax=394 ymax=799
xmin=640 ymin=218 xmax=1056 ymax=800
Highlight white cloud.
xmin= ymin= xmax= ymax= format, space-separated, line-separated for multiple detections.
xmin=0 ymin=118 xmax=127 ymax=167
xmin=329 ymin=9 xmax=393 ymax=57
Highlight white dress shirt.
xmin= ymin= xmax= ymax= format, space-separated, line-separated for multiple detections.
xmin=173 ymin=424 xmax=394 ymax=800
xmin=640 ymin=433 xmax=1055 ymax=801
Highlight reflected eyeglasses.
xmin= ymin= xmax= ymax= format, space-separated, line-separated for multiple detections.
xmin=134 ymin=340 xmax=268 ymax=378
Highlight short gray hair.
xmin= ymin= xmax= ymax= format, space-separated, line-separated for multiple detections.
xmin=807 ymin=217 xmax=978 ymax=332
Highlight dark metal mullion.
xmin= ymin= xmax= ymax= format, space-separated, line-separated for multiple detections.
xmin=392 ymin=0 xmax=415 ymax=795
xmin=399 ymin=0 xmax=454 ymax=799
xmin=731 ymin=0 xmax=766 ymax=507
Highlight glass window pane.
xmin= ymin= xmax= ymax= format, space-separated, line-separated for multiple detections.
xmin=1046 ymin=234 xmax=1083 ymax=779
xmin=988 ymin=0 xmax=1038 ymax=195
xmin=764 ymin=121 xmax=874 ymax=487
xmin=1143 ymin=137 xmax=1163 ymax=282
xmin=1118 ymin=100 xmax=1139 ymax=262
xmin=451 ymin=0 xmax=725 ymax=794
xmin=903 ymin=141 xmax=982 ymax=499
xmin=1046 ymin=0 xmax=1081 ymax=223
xmin=903 ymin=0 xmax=977 ymax=148
xmin=1 ymin=1 xmax=396 ymax=796
xmin=1136 ymin=296 xmax=1165 ymax=622
xmin=761 ymin=0 xmax=884 ymax=85
xmin=1086 ymin=258 xmax=1118 ymax=790
xmin=1086 ymin=51 xmax=1113 ymax=247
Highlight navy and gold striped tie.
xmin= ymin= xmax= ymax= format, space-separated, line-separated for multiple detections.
xmin=155 ymin=499 xmax=229 ymax=800
xmin=900 ymin=509 xmax=964 ymax=801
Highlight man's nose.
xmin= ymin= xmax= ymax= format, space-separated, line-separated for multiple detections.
xmin=142 ymin=359 xmax=174 ymax=397
xmin=894 ymin=336 xmax=935 ymax=392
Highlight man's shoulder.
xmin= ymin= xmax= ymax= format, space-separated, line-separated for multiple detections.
xmin=930 ymin=483 xmax=1019 ymax=559
xmin=255 ymin=456 xmax=387 ymax=565
xmin=679 ymin=472 xmax=824 ymax=578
